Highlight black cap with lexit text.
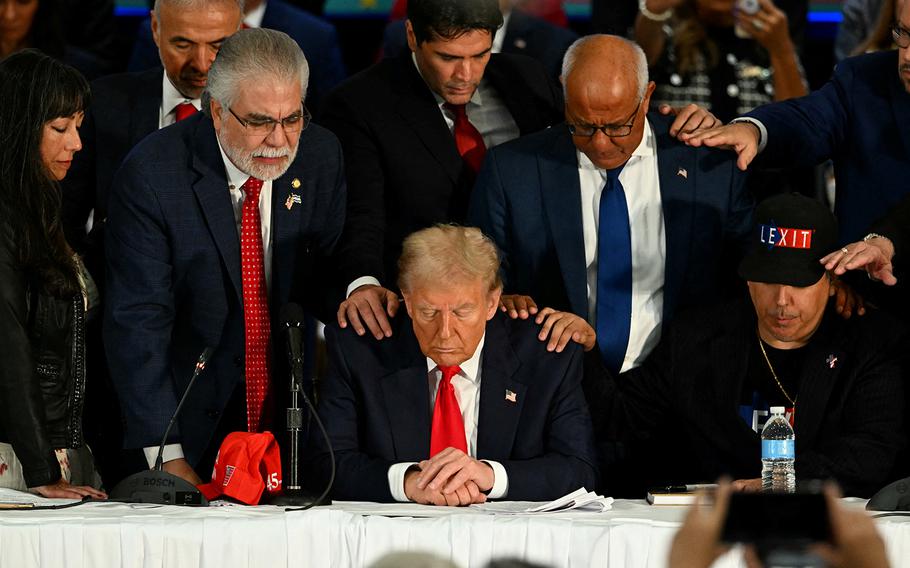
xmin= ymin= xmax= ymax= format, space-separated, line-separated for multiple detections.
xmin=738 ymin=193 xmax=838 ymax=287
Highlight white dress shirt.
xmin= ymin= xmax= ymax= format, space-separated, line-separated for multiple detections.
xmin=580 ymin=119 xmax=666 ymax=373
xmin=387 ymin=335 xmax=509 ymax=502
xmin=159 ymin=72 xmax=202 ymax=129
xmin=243 ymin=1 xmax=267 ymax=27
xmin=144 ymin=141 xmax=275 ymax=468
xmin=345 ymin=55 xmax=521 ymax=296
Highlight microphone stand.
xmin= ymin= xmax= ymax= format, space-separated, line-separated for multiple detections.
xmin=267 ymin=319 xmax=331 ymax=507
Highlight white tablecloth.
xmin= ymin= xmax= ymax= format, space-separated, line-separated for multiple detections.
xmin=1 ymin=497 xmax=908 ymax=568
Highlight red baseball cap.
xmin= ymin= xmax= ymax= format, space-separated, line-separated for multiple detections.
xmin=197 ymin=431 xmax=283 ymax=504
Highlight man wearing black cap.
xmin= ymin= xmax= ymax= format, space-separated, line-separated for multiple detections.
xmin=586 ymin=193 xmax=906 ymax=498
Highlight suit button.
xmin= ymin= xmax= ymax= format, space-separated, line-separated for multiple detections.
xmin=205 ymin=409 xmax=220 ymax=419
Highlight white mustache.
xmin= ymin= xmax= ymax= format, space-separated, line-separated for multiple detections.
xmin=253 ymin=147 xmax=290 ymax=158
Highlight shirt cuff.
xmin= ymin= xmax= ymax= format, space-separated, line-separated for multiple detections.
xmin=731 ymin=117 xmax=768 ymax=153
xmin=143 ymin=444 xmax=185 ymax=469
xmin=483 ymin=460 xmax=508 ymax=499
xmin=346 ymin=276 xmax=382 ymax=299
xmin=388 ymin=462 xmax=418 ymax=502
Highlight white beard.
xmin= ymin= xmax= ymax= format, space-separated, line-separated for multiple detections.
xmin=218 ymin=134 xmax=299 ymax=182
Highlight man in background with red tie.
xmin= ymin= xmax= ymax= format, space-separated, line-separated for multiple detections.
xmin=319 ymin=0 xmax=564 ymax=341
xmin=310 ymin=225 xmax=597 ymax=504
xmin=104 ymin=29 xmax=346 ymax=485
xmin=60 ymin=0 xmax=244 ymax=490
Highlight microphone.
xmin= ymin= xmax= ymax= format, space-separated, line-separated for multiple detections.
xmin=266 ymin=303 xmax=333 ymax=507
xmin=109 ymin=347 xmax=215 ymax=506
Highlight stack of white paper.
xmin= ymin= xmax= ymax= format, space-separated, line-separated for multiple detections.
xmin=477 ymin=488 xmax=613 ymax=514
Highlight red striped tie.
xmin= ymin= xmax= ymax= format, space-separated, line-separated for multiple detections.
xmin=429 ymin=365 xmax=467 ymax=457
xmin=240 ymin=176 xmax=271 ymax=432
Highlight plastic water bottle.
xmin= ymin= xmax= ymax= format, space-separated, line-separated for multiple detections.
xmin=761 ymin=406 xmax=795 ymax=492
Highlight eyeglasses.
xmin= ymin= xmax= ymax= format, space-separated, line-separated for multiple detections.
xmin=892 ymin=24 xmax=910 ymax=48
xmin=227 ymin=105 xmax=311 ymax=136
xmin=567 ymin=99 xmax=643 ymax=138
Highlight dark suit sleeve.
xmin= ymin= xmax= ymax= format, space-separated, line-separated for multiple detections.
xmin=319 ymin=91 xmax=390 ymax=287
xmin=0 ymin=239 xmax=61 ymax=487
xmin=497 ymin=346 xmax=599 ymax=499
xmin=309 ymin=325 xmax=397 ymax=502
xmin=796 ymin=331 xmax=906 ymax=495
xmin=747 ymin=60 xmax=851 ymax=168
xmin=61 ymin=104 xmax=98 ymax=255
xmin=871 ymin=193 xmax=910 ymax=275
xmin=468 ymin=147 xmax=514 ymax=290
xmin=103 ymin=160 xmax=181 ymax=449
xmin=305 ymin=25 xmax=346 ymax=111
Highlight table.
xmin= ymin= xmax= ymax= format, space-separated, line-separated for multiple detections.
xmin=1 ymin=498 xmax=909 ymax=567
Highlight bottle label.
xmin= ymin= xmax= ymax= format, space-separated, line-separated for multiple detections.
xmin=762 ymin=439 xmax=795 ymax=459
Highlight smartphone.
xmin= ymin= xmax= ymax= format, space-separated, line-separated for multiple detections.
xmin=721 ymin=492 xmax=832 ymax=546
xmin=735 ymin=0 xmax=761 ymax=38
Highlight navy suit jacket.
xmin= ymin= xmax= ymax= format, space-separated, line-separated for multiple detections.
xmin=748 ymin=51 xmax=910 ymax=245
xmin=310 ymin=313 xmax=598 ymax=502
xmin=62 ymin=68 xmax=163 ymax=276
xmin=381 ymin=11 xmax=578 ymax=80
xmin=103 ymin=113 xmax=346 ymax=466
xmin=127 ymin=0 xmax=345 ymax=108
xmin=319 ymin=53 xmax=563 ymax=292
xmin=468 ymin=114 xmax=753 ymax=323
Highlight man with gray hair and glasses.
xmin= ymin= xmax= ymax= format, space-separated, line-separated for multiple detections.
xmin=469 ymin=34 xmax=753 ymax=378
xmin=105 ymin=28 xmax=346 ymax=485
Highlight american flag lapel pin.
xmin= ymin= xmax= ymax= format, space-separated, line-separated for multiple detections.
xmin=505 ymin=389 xmax=517 ymax=403
xmin=826 ymin=354 xmax=838 ymax=369
xmin=677 ymin=167 xmax=688 ymax=179
xmin=285 ymin=193 xmax=302 ymax=211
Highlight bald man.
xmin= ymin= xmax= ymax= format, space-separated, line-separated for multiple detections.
xmin=468 ymin=35 xmax=753 ymax=376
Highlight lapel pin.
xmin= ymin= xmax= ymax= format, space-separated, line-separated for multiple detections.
xmin=291 ymin=178 xmax=301 ymax=189
xmin=505 ymin=389 xmax=517 ymax=403
xmin=826 ymin=354 xmax=838 ymax=369
xmin=677 ymin=167 xmax=688 ymax=180
xmin=285 ymin=193 xmax=302 ymax=210
xmin=514 ymin=38 xmax=527 ymax=50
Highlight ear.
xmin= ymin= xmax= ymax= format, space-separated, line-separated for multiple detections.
xmin=151 ymin=10 xmax=161 ymax=49
xmin=211 ymin=99 xmax=224 ymax=131
xmin=402 ymin=291 xmax=414 ymax=318
xmin=405 ymin=20 xmax=418 ymax=53
xmin=642 ymin=81 xmax=657 ymax=111
xmin=486 ymin=288 xmax=502 ymax=321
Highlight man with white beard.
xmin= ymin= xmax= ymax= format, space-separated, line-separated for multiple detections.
xmin=104 ymin=28 xmax=346 ymax=485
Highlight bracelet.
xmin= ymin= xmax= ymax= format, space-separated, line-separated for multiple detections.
xmin=639 ymin=0 xmax=673 ymax=22
xmin=863 ymin=232 xmax=889 ymax=243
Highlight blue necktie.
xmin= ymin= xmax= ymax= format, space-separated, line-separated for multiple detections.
xmin=596 ymin=164 xmax=632 ymax=375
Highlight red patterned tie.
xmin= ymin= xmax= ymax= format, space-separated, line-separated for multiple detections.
xmin=240 ymin=176 xmax=271 ymax=432
xmin=443 ymin=103 xmax=487 ymax=175
xmin=429 ymin=365 xmax=468 ymax=457
xmin=175 ymin=102 xmax=197 ymax=122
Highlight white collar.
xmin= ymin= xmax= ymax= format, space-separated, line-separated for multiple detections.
xmin=216 ymin=136 xmax=252 ymax=190
xmin=161 ymin=71 xmax=201 ymax=116
xmin=244 ymin=1 xmax=267 ymax=28
xmin=576 ymin=117 xmax=657 ymax=175
xmin=425 ymin=333 xmax=486 ymax=384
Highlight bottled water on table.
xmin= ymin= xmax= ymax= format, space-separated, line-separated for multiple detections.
xmin=761 ymin=406 xmax=795 ymax=492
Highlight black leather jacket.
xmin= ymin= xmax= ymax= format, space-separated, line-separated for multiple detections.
xmin=0 ymin=235 xmax=86 ymax=488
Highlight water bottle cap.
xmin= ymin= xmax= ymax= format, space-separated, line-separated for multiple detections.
xmin=769 ymin=406 xmax=786 ymax=414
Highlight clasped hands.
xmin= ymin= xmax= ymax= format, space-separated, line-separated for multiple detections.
xmin=404 ymin=447 xmax=494 ymax=506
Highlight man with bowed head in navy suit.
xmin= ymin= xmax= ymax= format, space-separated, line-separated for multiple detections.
xmin=311 ymin=225 xmax=597 ymax=504
xmin=469 ymin=35 xmax=753 ymax=376
xmin=105 ymin=28 xmax=346 ymax=485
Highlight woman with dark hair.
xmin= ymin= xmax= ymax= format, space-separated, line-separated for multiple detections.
xmin=0 ymin=49 xmax=106 ymax=499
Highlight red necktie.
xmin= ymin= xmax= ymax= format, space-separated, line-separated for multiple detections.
xmin=429 ymin=365 xmax=468 ymax=457
xmin=240 ymin=176 xmax=271 ymax=432
xmin=443 ymin=103 xmax=487 ymax=175
xmin=175 ymin=102 xmax=197 ymax=122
